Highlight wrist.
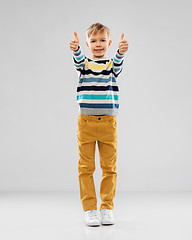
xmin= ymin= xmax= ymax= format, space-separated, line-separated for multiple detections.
xmin=74 ymin=46 xmax=80 ymax=52
xmin=118 ymin=49 xmax=124 ymax=55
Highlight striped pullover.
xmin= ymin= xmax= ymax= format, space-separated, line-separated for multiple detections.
xmin=72 ymin=46 xmax=125 ymax=116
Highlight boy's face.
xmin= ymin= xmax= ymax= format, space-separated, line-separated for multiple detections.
xmin=86 ymin=31 xmax=112 ymax=59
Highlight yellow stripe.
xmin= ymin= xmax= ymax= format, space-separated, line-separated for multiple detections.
xmin=106 ymin=62 xmax=112 ymax=68
xmin=85 ymin=61 xmax=112 ymax=70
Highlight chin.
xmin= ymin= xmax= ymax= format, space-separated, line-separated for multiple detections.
xmin=97 ymin=53 xmax=105 ymax=57
xmin=96 ymin=55 xmax=104 ymax=58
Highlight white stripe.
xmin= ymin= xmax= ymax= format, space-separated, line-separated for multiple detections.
xmin=85 ymin=67 xmax=111 ymax=73
xmin=77 ymin=91 xmax=119 ymax=95
xmin=77 ymin=99 xmax=119 ymax=104
xmin=81 ymin=73 xmax=114 ymax=79
xmin=79 ymin=82 xmax=118 ymax=87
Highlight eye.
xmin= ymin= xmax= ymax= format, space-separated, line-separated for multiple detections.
xmin=101 ymin=40 xmax=106 ymax=42
xmin=91 ymin=40 xmax=95 ymax=43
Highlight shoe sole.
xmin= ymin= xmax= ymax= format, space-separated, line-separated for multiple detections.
xmin=101 ymin=219 xmax=115 ymax=225
xmin=85 ymin=220 xmax=100 ymax=227
xmin=86 ymin=223 xmax=100 ymax=227
xmin=101 ymin=222 xmax=115 ymax=226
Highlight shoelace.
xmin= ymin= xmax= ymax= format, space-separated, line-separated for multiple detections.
xmin=101 ymin=209 xmax=112 ymax=218
xmin=88 ymin=210 xmax=98 ymax=219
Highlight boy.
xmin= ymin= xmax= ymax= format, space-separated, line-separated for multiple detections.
xmin=69 ymin=23 xmax=128 ymax=226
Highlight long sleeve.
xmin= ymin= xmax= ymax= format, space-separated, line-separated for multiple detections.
xmin=72 ymin=46 xmax=86 ymax=72
xmin=112 ymin=49 xmax=125 ymax=77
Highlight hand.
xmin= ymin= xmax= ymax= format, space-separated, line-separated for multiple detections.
xmin=118 ymin=33 xmax=128 ymax=55
xmin=70 ymin=32 xmax=79 ymax=51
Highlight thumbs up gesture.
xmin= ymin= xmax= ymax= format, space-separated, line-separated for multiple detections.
xmin=70 ymin=32 xmax=80 ymax=51
xmin=118 ymin=33 xmax=128 ymax=55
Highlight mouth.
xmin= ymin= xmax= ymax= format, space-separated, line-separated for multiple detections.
xmin=95 ymin=49 xmax=103 ymax=52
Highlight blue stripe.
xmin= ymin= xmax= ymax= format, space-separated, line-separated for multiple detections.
xmin=115 ymin=52 xmax=124 ymax=59
xmin=79 ymin=103 xmax=119 ymax=109
xmin=116 ymin=69 xmax=123 ymax=76
xmin=79 ymin=77 xmax=116 ymax=83
xmin=77 ymin=94 xmax=119 ymax=101
xmin=76 ymin=55 xmax=84 ymax=61
xmin=113 ymin=68 xmax=122 ymax=73
xmin=73 ymin=50 xmax=81 ymax=56
xmin=113 ymin=57 xmax=122 ymax=63
xmin=74 ymin=63 xmax=85 ymax=69
xmin=77 ymin=85 xmax=119 ymax=92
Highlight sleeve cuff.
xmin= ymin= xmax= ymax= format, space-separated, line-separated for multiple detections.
xmin=117 ymin=49 xmax=125 ymax=57
xmin=73 ymin=46 xmax=80 ymax=54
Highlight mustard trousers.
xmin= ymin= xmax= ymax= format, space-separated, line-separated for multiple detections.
xmin=77 ymin=114 xmax=117 ymax=211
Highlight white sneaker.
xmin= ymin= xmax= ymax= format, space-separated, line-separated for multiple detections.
xmin=100 ymin=209 xmax=115 ymax=225
xmin=84 ymin=210 xmax=100 ymax=226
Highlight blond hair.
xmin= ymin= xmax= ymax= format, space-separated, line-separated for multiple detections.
xmin=86 ymin=22 xmax=111 ymax=39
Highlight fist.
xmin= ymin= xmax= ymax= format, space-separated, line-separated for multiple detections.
xmin=70 ymin=32 xmax=79 ymax=51
xmin=118 ymin=33 xmax=128 ymax=55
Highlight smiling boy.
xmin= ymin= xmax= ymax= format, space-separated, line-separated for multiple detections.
xmin=70 ymin=23 xmax=128 ymax=226
xmin=86 ymin=30 xmax=112 ymax=59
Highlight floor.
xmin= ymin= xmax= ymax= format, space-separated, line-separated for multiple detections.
xmin=0 ymin=191 xmax=192 ymax=240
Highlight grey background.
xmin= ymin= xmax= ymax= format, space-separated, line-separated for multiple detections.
xmin=0 ymin=0 xmax=192 ymax=191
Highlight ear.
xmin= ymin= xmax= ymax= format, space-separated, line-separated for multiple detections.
xmin=108 ymin=40 xmax=112 ymax=48
xmin=86 ymin=41 xmax=90 ymax=49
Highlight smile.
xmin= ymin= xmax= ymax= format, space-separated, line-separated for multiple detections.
xmin=95 ymin=49 xmax=103 ymax=52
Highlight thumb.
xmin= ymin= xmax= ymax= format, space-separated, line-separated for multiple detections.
xmin=120 ymin=33 xmax=124 ymax=41
xmin=74 ymin=32 xmax=79 ymax=42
